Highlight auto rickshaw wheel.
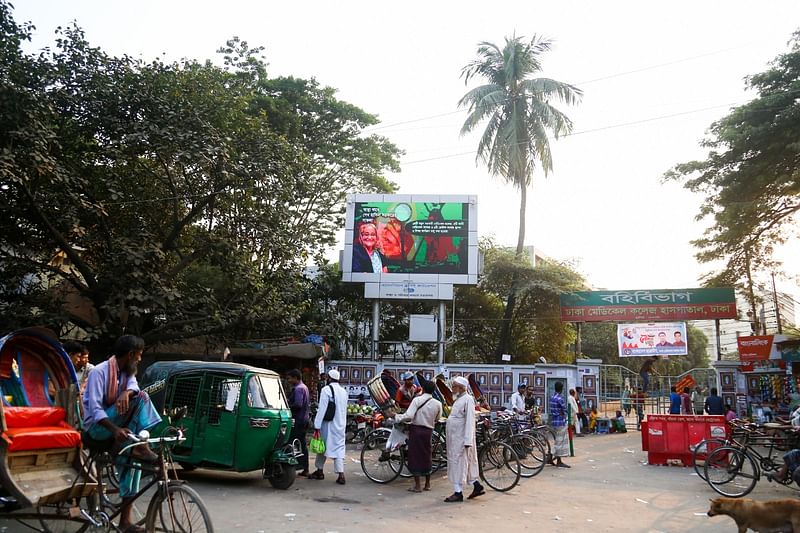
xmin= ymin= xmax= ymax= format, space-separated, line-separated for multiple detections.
xmin=266 ymin=464 xmax=296 ymax=490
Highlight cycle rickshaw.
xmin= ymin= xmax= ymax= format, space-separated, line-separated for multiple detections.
xmin=0 ymin=328 xmax=213 ymax=532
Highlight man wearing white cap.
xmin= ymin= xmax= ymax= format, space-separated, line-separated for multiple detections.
xmin=444 ymin=376 xmax=484 ymax=502
xmin=310 ymin=369 xmax=349 ymax=484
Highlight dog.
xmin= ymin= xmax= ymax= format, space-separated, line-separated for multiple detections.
xmin=707 ymin=497 xmax=800 ymax=532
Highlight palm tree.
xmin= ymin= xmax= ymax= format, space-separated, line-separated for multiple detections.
xmin=459 ymin=35 xmax=581 ymax=361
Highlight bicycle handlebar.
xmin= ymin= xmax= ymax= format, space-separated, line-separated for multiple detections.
xmin=117 ymin=428 xmax=185 ymax=455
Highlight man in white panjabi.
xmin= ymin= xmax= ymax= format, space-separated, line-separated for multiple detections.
xmin=568 ymin=388 xmax=582 ymax=436
xmin=310 ymin=369 xmax=349 ymax=485
xmin=444 ymin=376 xmax=485 ymax=503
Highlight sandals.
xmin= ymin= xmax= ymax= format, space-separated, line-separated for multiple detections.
xmin=444 ymin=492 xmax=463 ymax=503
xmin=336 ymin=476 xmax=346 ymax=485
xmin=308 ymin=470 xmax=325 ymax=480
xmin=408 ymin=487 xmax=423 ymax=493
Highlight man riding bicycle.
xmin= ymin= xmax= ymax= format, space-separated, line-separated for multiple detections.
xmin=82 ymin=335 xmax=162 ymax=533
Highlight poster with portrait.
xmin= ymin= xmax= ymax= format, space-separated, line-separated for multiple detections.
xmin=533 ymin=374 xmax=545 ymax=391
xmin=489 ymin=394 xmax=501 ymax=408
xmin=534 ymin=395 xmax=544 ymax=410
xmin=518 ymin=373 xmax=532 ymax=387
xmin=476 ymin=373 xmax=488 ymax=387
xmin=585 ymin=396 xmax=597 ymax=411
xmin=617 ymin=322 xmax=688 ymax=356
xmin=747 ymin=376 xmax=759 ymax=394
xmin=363 ymin=366 xmax=375 ymax=381
xmin=338 ymin=367 xmax=349 ymax=383
xmin=720 ymin=372 xmax=735 ymax=392
xmin=582 ymin=375 xmax=597 ymax=395
xmin=449 ymin=371 xmax=463 ymax=379
xmin=350 ymin=367 xmax=362 ymax=383
xmin=722 ymin=393 xmax=736 ymax=411
xmin=503 ymin=373 xmax=513 ymax=391
xmin=489 ymin=372 xmax=502 ymax=389
xmin=422 ymin=370 xmax=434 ymax=381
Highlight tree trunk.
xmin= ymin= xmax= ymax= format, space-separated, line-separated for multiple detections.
xmin=494 ymin=181 xmax=528 ymax=362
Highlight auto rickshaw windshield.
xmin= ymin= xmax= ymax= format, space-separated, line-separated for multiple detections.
xmin=246 ymin=374 xmax=288 ymax=410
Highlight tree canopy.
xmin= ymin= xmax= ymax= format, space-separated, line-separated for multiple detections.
xmin=458 ymin=35 xmax=581 ymax=361
xmin=0 ymin=3 xmax=400 ymax=348
xmin=665 ymin=31 xmax=800 ymax=288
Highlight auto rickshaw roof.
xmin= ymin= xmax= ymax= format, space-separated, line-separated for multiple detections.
xmin=143 ymin=360 xmax=281 ymax=380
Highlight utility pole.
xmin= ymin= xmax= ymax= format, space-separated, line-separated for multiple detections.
xmin=744 ymin=248 xmax=760 ymax=335
xmin=772 ymin=272 xmax=783 ymax=334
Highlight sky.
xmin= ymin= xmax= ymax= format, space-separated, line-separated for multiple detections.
xmin=15 ymin=0 xmax=800 ymax=302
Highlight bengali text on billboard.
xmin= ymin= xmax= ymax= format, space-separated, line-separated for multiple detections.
xmin=560 ymin=288 xmax=737 ymax=322
xmin=617 ymin=323 xmax=688 ymax=357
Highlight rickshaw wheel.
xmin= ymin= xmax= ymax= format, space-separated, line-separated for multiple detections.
xmin=38 ymin=495 xmax=98 ymax=533
xmin=266 ymin=464 xmax=296 ymax=490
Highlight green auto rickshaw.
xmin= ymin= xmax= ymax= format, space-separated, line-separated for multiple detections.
xmin=140 ymin=360 xmax=299 ymax=489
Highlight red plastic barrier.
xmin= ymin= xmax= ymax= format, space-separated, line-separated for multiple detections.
xmin=642 ymin=414 xmax=728 ymax=466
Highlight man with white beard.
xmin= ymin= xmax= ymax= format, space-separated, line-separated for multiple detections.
xmin=444 ymin=376 xmax=485 ymax=503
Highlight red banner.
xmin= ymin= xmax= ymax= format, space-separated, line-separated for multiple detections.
xmin=738 ymin=335 xmax=774 ymax=362
xmin=674 ymin=375 xmax=696 ymax=392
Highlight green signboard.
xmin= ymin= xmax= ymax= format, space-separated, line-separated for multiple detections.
xmin=559 ymin=288 xmax=737 ymax=322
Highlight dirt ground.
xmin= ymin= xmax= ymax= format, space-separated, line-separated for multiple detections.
xmin=3 ymin=430 xmax=797 ymax=532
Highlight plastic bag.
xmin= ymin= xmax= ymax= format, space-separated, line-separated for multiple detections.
xmin=309 ymin=429 xmax=326 ymax=455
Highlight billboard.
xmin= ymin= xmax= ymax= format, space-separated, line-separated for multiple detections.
xmin=560 ymin=288 xmax=737 ymax=322
xmin=737 ymin=335 xmax=774 ymax=362
xmin=617 ymin=322 xmax=688 ymax=357
xmin=342 ymin=194 xmax=478 ymax=292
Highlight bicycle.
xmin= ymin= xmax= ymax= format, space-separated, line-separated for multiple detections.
xmin=26 ymin=423 xmax=213 ymax=533
xmin=360 ymin=425 xmax=446 ymax=484
xmin=704 ymin=423 xmax=800 ymax=498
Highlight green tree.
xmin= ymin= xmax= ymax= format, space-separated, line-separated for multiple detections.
xmin=458 ymin=35 xmax=581 ymax=361
xmin=665 ymin=32 xmax=800 ymax=290
xmin=449 ymin=241 xmax=585 ymax=364
xmin=0 ymin=4 xmax=400 ymax=349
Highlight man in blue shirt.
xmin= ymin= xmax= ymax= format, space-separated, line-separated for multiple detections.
xmin=704 ymin=388 xmax=725 ymax=415
xmin=549 ymin=381 xmax=570 ymax=468
xmin=669 ymin=386 xmax=681 ymax=414
xmin=287 ymin=369 xmax=310 ymax=477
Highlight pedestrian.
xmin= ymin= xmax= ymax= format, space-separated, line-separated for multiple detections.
xmin=568 ymin=388 xmax=582 ymax=437
xmin=444 ymin=376 xmax=484 ymax=503
xmin=393 ymin=380 xmax=442 ymax=493
xmin=704 ymin=387 xmax=725 ymax=416
xmin=524 ymin=386 xmax=536 ymax=410
xmin=63 ymin=340 xmax=93 ymax=394
xmin=680 ymin=387 xmax=692 ymax=415
xmin=575 ymin=386 xmax=589 ymax=433
xmin=632 ymin=387 xmax=647 ymax=430
xmin=669 ymin=386 xmax=681 ymax=414
xmin=725 ymin=404 xmax=737 ymax=422
xmin=549 ymin=381 xmax=571 ymax=468
xmin=286 ymin=369 xmax=310 ymax=477
xmin=310 ymin=369 xmax=348 ymax=484
xmin=639 ymin=356 xmax=657 ymax=391
xmin=509 ymin=383 xmax=527 ymax=418
xmin=691 ymin=386 xmax=706 ymax=415
xmin=621 ymin=386 xmax=632 ymax=416
xmin=395 ymin=371 xmax=421 ymax=409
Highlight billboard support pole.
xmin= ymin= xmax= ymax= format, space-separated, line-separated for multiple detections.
xmin=372 ymin=300 xmax=380 ymax=361
xmin=714 ymin=319 xmax=722 ymax=362
xmin=437 ymin=301 xmax=446 ymax=365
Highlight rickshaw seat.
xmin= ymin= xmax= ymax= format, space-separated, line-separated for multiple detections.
xmin=2 ymin=406 xmax=82 ymax=452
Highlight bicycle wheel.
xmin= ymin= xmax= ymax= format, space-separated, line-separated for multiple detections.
xmin=479 ymin=441 xmax=520 ymax=492
xmin=145 ymin=483 xmax=213 ymax=533
xmin=508 ymin=434 xmax=546 ymax=478
xmin=360 ymin=431 xmax=402 ymax=484
xmin=692 ymin=438 xmax=727 ymax=481
xmin=704 ymin=446 xmax=759 ymax=498
xmin=431 ymin=432 xmax=447 ymax=474
xmin=38 ymin=495 xmax=101 ymax=533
